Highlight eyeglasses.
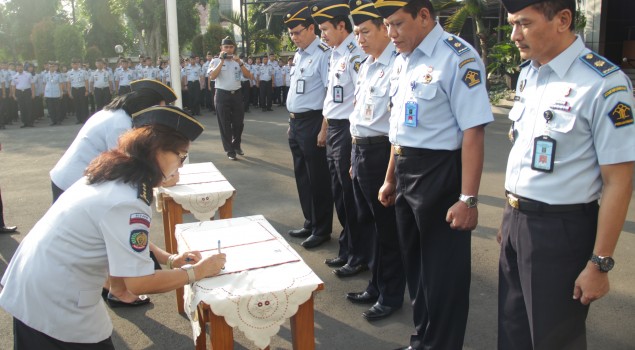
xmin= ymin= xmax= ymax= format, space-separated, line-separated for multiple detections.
xmin=173 ymin=151 xmax=188 ymax=165
xmin=288 ymin=27 xmax=308 ymax=37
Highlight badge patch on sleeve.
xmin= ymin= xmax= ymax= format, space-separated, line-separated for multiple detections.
xmin=462 ymin=69 xmax=481 ymax=88
xmin=608 ymin=102 xmax=633 ymax=128
xmin=130 ymin=213 xmax=151 ymax=227
xmin=353 ymin=61 xmax=361 ymax=73
xmin=459 ymin=57 xmax=475 ymax=69
xmin=603 ymin=86 xmax=627 ymax=99
xmin=130 ymin=229 xmax=149 ymax=252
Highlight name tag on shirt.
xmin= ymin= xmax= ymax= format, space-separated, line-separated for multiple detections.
xmin=531 ymin=136 xmax=556 ymax=173
xmin=404 ymin=100 xmax=418 ymax=127
xmin=333 ymin=85 xmax=343 ymax=103
xmin=296 ymin=79 xmax=305 ymax=94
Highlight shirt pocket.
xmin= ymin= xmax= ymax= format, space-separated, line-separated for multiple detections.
xmin=508 ymin=103 xmax=525 ymax=122
xmin=77 ymin=289 xmax=102 ymax=308
xmin=549 ymin=111 xmax=576 ymax=134
xmin=413 ymin=83 xmax=437 ymax=101
xmin=301 ymin=66 xmax=315 ymax=78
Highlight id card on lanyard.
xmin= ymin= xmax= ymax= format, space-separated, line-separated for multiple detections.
xmin=404 ymin=81 xmax=418 ymax=127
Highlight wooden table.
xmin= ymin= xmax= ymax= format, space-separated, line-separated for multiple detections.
xmin=157 ymin=162 xmax=236 ymax=313
xmin=176 ymin=216 xmax=324 ymax=350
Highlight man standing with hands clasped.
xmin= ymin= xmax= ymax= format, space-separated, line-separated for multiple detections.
xmin=343 ymin=0 xmax=405 ymax=321
xmin=498 ymin=1 xmax=635 ymax=349
xmin=375 ymin=0 xmax=493 ymax=348
xmin=208 ymin=36 xmax=252 ymax=161
xmin=283 ymin=2 xmax=334 ymax=249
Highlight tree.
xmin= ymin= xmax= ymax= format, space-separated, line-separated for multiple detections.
xmin=437 ymin=0 xmax=490 ymax=68
xmin=31 ymin=19 xmax=57 ymax=66
xmin=81 ymin=0 xmax=129 ymax=57
xmin=110 ymin=0 xmax=200 ymax=59
xmin=54 ymin=24 xmax=85 ymax=65
xmin=4 ymin=0 xmax=60 ymax=59
xmin=191 ymin=23 xmax=233 ymax=57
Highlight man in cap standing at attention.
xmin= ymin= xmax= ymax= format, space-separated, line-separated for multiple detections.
xmin=310 ymin=0 xmax=371 ymax=268
xmin=208 ymin=36 xmax=253 ymax=160
xmin=375 ymin=0 xmax=493 ymax=348
xmin=343 ymin=0 xmax=406 ymax=321
xmin=283 ymin=2 xmax=335 ymax=249
xmin=498 ymin=1 xmax=635 ymax=349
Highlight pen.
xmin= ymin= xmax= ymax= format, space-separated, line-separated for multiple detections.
xmin=218 ymin=240 xmax=225 ymax=270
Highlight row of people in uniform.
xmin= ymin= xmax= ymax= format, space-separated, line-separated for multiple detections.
xmin=282 ymin=0 xmax=634 ymax=350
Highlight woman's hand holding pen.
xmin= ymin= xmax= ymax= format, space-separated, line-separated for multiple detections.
xmin=195 ymin=253 xmax=227 ymax=280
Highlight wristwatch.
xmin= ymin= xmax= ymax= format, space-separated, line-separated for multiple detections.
xmin=181 ymin=264 xmax=196 ymax=284
xmin=590 ymin=254 xmax=615 ymax=273
xmin=459 ymin=194 xmax=478 ymax=208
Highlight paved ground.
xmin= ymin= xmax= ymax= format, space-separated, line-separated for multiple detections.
xmin=0 ymin=103 xmax=634 ymax=350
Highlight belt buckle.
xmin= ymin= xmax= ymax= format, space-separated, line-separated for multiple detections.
xmin=394 ymin=145 xmax=403 ymax=156
xmin=290 ymin=113 xmax=296 ymax=119
xmin=507 ymin=194 xmax=519 ymax=209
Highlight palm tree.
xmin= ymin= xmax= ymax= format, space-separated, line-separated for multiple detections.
xmin=435 ymin=0 xmax=490 ymax=68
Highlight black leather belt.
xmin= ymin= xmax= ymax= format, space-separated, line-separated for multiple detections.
xmin=505 ymin=191 xmax=593 ymax=213
xmin=394 ymin=145 xmax=434 ymax=156
xmin=326 ymin=119 xmax=349 ymax=126
xmin=352 ymin=136 xmax=389 ymax=145
xmin=16 ymin=88 xmax=31 ymax=92
xmin=290 ymin=110 xmax=322 ymax=119
xmin=216 ymin=88 xmax=241 ymax=95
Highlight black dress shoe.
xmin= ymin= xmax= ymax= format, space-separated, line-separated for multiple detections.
xmin=346 ymin=291 xmax=378 ymax=304
xmin=393 ymin=347 xmax=414 ymax=350
xmin=235 ymin=148 xmax=245 ymax=156
xmin=363 ymin=302 xmax=401 ymax=321
xmin=301 ymin=234 xmax=330 ymax=248
xmin=324 ymin=256 xmax=346 ymax=267
xmin=333 ymin=264 xmax=368 ymax=277
xmin=288 ymin=228 xmax=311 ymax=238
xmin=106 ymin=293 xmax=151 ymax=308
xmin=0 ymin=226 xmax=17 ymax=233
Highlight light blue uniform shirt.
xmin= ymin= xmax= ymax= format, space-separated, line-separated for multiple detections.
xmin=286 ymin=37 xmax=331 ymax=113
xmin=44 ymin=71 xmax=63 ymax=98
xmin=351 ymin=42 xmax=397 ymax=138
xmin=505 ymin=36 xmax=635 ymax=204
xmin=209 ymin=58 xmax=242 ymax=91
xmin=389 ymin=22 xmax=493 ymax=150
xmin=323 ymin=33 xmax=366 ymax=120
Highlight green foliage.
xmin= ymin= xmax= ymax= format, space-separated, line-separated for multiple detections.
xmin=81 ymin=0 xmax=128 ymax=57
xmin=488 ymin=81 xmax=513 ymax=105
xmin=5 ymin=0 xmax=60 ymax=59
xmin=191 ymin=23 xmax=233 ymax=57
xmin=85 ymin=46 xmax=103 ymax=67
xmin=54 ymin=24 xmax=86 ymax=65
xmin=487 ymin=25 xmax=521 ymax=76
xmin=31 ymin=19 xmax=57 ymax=67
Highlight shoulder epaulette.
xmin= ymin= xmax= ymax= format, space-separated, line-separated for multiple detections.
xmin=579 ymin=52 xmax=620 ymax=77
xmin=519 ymin=60 xmax=531 ymax=68
xmin=137 ymin=182 xmax=153 ymax=206
xmin=318 ymin=43 xmax=330 ymax=52
xmin=444 ymin=36 xmax=470 ymax=56
xmin=347 ymin=41 xmax=356 ymax=53
xmin=360 ymin=56 xmax=368 ymax=64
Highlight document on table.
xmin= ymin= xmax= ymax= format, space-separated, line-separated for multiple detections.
xmin=179 ymin=220 xmax=300 ymax=275
xmin=201 ymin=239 xmax=300 ymax=275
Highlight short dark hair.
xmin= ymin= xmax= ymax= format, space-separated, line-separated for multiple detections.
xmin=326 ymin=15 xmax=353 ymax=33
xmin=532 ymin=0 xmax=576 ymax=31
xmin=370 ymin=17 xmax=384 ymax=29
xmin=402 ymin=0 xmax=435 ymax=19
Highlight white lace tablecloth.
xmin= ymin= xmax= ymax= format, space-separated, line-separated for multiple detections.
xmin=177 ymin=216 xmax=323 ymax=349
xmin=155 ymin=162 xmax=235 ymax=221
